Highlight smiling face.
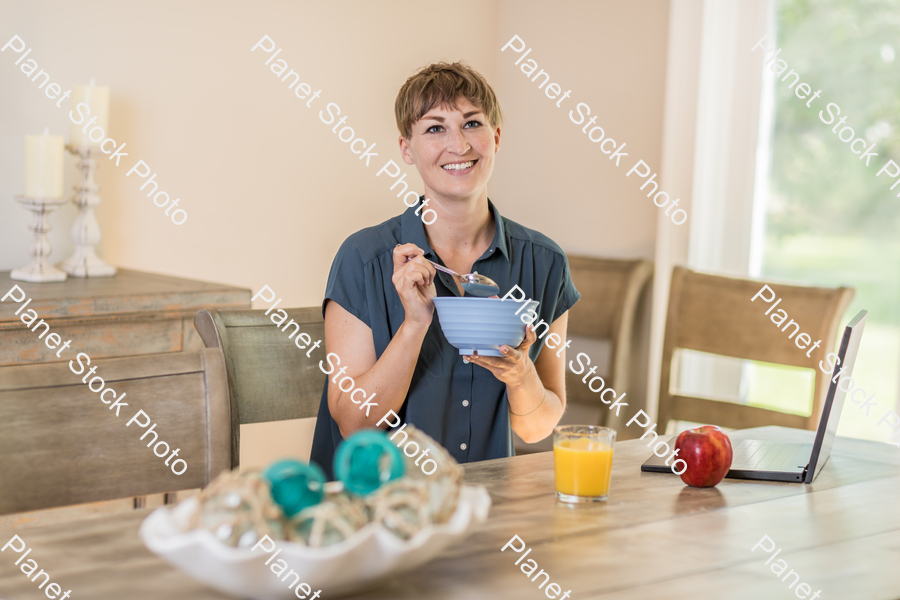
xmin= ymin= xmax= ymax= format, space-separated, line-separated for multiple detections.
xmin=399 ymin=97 xmax=501 ymax=204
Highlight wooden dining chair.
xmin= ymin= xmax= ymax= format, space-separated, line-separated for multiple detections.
xmin=657 ymin=266 xmax=854 ymax=434
xmin=564 ymin=256 xmax=653 ymax=416
xmin=0 ymin=348 xmax=231 ymax=516
xmin=194 ymin=307 xmax=327 ymax=468
xmin=515 ymin=256 xmax=653 ymax=452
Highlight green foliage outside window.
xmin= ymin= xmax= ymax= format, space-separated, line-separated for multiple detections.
xmin=748 ymin=0 xmax=900 ymax=438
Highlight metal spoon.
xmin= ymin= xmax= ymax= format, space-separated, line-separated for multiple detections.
xmin=408 ymin=257 xmax=500 ymax=296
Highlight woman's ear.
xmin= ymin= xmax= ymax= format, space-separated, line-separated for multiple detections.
xmin=494 ymin=125 xmax=501 ymax=155
xmin=398 ymin=135 xmax=416 ymax=166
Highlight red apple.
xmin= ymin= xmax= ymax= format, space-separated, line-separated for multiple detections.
xmin=673 ymin=426 xmax=733 ymax=487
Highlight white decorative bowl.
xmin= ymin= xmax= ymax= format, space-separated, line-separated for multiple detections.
xmin=140 ymin=485 xmax=491 ymax=599
xmin=433 ymin=297 xmax=539 ymax=356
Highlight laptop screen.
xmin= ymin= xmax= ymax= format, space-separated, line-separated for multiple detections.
xmin=806 ymin=310 xmax=867 ymax=483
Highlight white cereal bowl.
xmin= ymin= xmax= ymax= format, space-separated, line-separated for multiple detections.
xmin=140 ymin=485 xmax=491 ymax=599
xmin=432 ymin=297 xmax=539 ymax=356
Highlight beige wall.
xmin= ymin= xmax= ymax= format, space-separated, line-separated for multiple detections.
xmin=493 ymin=1 xmax=670 ymax=259
xmin=0 ymin=0 xmax=669 ymax=467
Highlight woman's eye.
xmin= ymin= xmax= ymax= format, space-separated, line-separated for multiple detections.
xmin=425 ymin=121 xmax=480 ymax=133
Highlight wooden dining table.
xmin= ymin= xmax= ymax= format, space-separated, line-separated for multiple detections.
xmin=2 ymin=425 xmax=899 ymax=599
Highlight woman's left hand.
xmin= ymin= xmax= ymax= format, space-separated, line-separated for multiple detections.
xmin=463 ymin=325 xmax=538 ymax=387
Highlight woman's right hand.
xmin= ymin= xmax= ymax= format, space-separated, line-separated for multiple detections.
xmin=392 ymin=243 xmax=436 ymax=328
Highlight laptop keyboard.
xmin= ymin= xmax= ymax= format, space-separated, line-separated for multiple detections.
xmin=731 ymin=440 xmax=808 ymax=470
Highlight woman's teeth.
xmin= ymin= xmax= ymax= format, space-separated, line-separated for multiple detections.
xmin=442 ymin=160 xmax=475 ymax=171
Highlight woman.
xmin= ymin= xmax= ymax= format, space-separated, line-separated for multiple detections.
xmin=310 ymin=61 xmax=580 ymax=476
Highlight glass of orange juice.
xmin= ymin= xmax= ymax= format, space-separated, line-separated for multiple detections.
xmin=553 ymin=425 xmax=616 ymax=503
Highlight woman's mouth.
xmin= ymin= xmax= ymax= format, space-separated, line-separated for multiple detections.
xmin=441 ymin=159 xmax=477 ymax=174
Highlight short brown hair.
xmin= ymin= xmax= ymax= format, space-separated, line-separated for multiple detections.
xmin=394 ymin=61 xmax=503 ymax=139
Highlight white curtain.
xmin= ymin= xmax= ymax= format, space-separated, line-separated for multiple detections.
xmin=646 ymin=0 xmax=771 ymax=422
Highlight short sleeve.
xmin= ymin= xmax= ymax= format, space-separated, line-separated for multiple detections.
xmin=322 ymin=234 xmax=371 ymax=328
xmin=553 ymin=253 xmax=581 ymax=322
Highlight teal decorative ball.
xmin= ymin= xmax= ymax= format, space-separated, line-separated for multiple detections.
xmin=334 ymin=430 xmax=405 ymax=496
xmin=262 ymin=459 xmax=326 ymax=518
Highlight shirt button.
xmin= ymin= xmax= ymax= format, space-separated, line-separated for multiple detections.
xmin=462 ymin=399 xmax=470 ymax=407
xmin=460 ymin=443 xmax=467 ymax=450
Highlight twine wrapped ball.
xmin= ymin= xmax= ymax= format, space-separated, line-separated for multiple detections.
xmin=189 ymin=468 xmax=287 ymax=548
xmin=287 ymin=491 xmax=371 ymax=547
xmin=365 ymin=478 xmax=433 ymax=540
xmin=186 ymin=427 xmax=465 ymax=549
xmin=395 ymin=425 xmax=464 ymax=523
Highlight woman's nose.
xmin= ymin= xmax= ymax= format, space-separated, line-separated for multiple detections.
xmin=447 ymin=126 xmax=470 ymax=154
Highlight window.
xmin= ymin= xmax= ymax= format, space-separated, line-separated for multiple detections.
xmin=748 ymin=0 xmax=900 ymax=441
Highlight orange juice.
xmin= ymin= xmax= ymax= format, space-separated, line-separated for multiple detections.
xmin=554 ymin=437 xmax=613 ymax=497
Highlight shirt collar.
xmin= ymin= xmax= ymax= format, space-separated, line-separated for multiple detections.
xmin=399 ymin=197 xmax=510 ymax=262
xmin=400 ymin=197 xmax=434 ymax=257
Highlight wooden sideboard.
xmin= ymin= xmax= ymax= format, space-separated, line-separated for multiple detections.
xmin=0 ymin=269 xmax=251 ymax=366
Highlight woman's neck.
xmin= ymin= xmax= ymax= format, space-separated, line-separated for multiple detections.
xmin=421 ymin=189 xmax=495 ymax=261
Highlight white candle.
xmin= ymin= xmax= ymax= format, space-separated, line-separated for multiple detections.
xmin=69 ymin=79 xmax=109 ymax=147
xmin=24 ymin=128 xmax=65 ymax=199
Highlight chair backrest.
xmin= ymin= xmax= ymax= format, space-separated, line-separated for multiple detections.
xmin=0 ymin=349 xmax=231 ymax=515
xmin=657 ymin=266 xmax=854 ymax=433
xmin=564 ymin=256 xmax=653 ymax=415
xmin=194 ymin=307 xmax=327 ymax=467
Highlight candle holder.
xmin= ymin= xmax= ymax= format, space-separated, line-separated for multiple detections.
xmin=58 ymin=145 xmax=116 ymax=278
xmin=10 ymin=195 xmax=69 ymax=283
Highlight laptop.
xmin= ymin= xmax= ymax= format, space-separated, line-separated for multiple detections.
xmin=642 ymin=309 xmax=867 ymax=483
